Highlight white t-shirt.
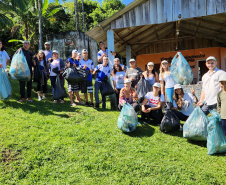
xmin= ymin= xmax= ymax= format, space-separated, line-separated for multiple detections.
xmin=159 ymin=72 xmax=175 ymax=88
xmin=145 ymin=92 xmax=165 ymax=107
xmin=112 ymin=71 xmax=125 ymax=89
xmin=50 ymin=59 xmax=60 ymax=76
xmin=0 ymin=50 xmax=10 ymax=70
xmin=173 ymin=93 xmax=195 ymax=116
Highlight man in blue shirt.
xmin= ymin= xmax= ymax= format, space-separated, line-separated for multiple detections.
xmin=97 ymin=41 xmax=116 ymax=64
xmin=93 ymin=56 xmax=111 ymax=109
xmin=44 ymin=42 xmax=53 ymax=62
xmin=79 ymin=49 xmax=94 ymax=107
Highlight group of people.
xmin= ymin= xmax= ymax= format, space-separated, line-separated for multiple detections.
xmin=0 ymin=40 xmax=226 ymax=135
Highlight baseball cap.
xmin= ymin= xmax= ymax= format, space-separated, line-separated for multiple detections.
xmin=77 ymin=53 xmax=81 ymax=56
xmin=99 ymin=41 xmax=104 ymax=44
xmin=153 ymin=82 xmax=161 ymax=88
xmin=23 ymin=41 xmax=30 ymax=44
xmin=161 ymin=60 xmax=168 ymax=64
xmin=52 ymin=50 xmax=58 ymax=54
xmin=72 ymin=49 xmax=78 ymax=54
xmin=82 ymin=49 xmax=88 ymax=53
xmin=147 ymin=62 xmax=154 ymax=66
xmin=44 ymin=42 xmax=50 ymax=45
xmin=174 ymin=84 xmax=182 ymax=90
xmin=124 ymin=79 xmax=132 ymax=84
xmin=38 ymin=50 xmax=44 ymax=53
xmin=129 ymin=59 xmax=136 ymax=63
xmin=206 ymin=56 xmax=217 ymax=62
xmin=219 ymin=75 xmax=226 ymax=82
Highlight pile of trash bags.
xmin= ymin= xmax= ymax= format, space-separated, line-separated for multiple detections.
xmin=183 ymin=106 xmax=209 ymax=141
xmin=63 ymin=67 xmax=89 ymax=85
xmin=170 ymin=52 xmax=193 ymax=85
xmin=207 ymin=111 xmax=226 ymax=155
xmin=118 ymin=103 xmax=138 ymax=132
xmin=137 ymin=77 xmax=153 ymax=103
xmin=9 ymin=51 xmax=31 ymax=81
xmin=0 ymin=68 xmax=12 ymax=100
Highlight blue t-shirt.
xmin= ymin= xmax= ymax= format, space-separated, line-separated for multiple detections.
xmin=94 ymin=64 xmax=110 ymax=82
xmin=67 ymin=58 xmax=79 ymax=67
xmin=79 ymin=59 xmax=94 ymax=81
xmin=97 ymin=48 xmax=108 ymax=63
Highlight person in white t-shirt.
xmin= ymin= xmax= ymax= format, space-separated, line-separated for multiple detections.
xmin=172 ymin=84 xmax=198 ymax=121
xmin=141 ymin=82 xmax=165 ymax=125
xmin=159 ymin=60 xmax=176 ymax=103
xmin=0 ymin=41 xmax=10 ymax=71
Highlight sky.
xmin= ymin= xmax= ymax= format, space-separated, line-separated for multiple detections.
xmin=50 ymin=0 xmax=134 ymax=5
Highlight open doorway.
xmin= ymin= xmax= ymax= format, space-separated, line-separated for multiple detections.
xmin=197 ymin=60 xmax=208 ymax=81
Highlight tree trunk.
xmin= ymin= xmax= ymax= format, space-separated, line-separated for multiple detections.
xmin=38 ymin=0 xmax=42 ymax=50
xmin=82 ymin=0 xmax=85 ymax=32
xmin=74 ymin=0 xmax=78 ymax=30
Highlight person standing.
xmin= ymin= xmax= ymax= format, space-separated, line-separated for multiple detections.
xmin=43 ymin=42 xmax=53 ymax=62
xmin=142 ymin=62 xmax=159 ymax=87
xmin=93 ymin=56 xmax=111 ymax=109
xmin=125 ymin=59 xmax=143 ymax=88
xmin=65 ymin=50 xmax=83 ymax=106
xmin=97 ymin=41 xmax=116 ymax=63
xmin=0 ymin=41 xmax=10 ymax=72
xmin=159 ymin=60 xmax=176 ymax=103
xmin=217 ymin=75 xmax=226 ymax=136
xmin=18 ymin=41 xmax=37 ymax=102
xmin=79 ymin=49 xmax=94 ymax=107
xmin=197 ymin=56 xmax=226 ymax=115
xmin=113 ymin=58 xmax=126 ymax=72
xmin=36 ymin=50 xmax=48 ymax=101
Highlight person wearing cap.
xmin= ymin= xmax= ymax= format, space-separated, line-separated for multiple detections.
xmin=159 ymin=60 xmax=176 ymax=103
xmin=79 ymin=49 xmax=95 ymax=107
xmin=217 ymin=75 xmax=226 ymax=135
xmin=49 ymin=50 xmax=65 ymax=103
xmin=97 ymin=41 xmax=116 ymax=63
xmin=142 ymin=62 xmax=159 ymax=86
xmin=44 ymin=42 xmax=53 ymax=62
xmin=93 ymin=56 xmax=111 ymax=109
xmin=112 ymin=63 xmax=125 ymax=108
xmin=77 ymin=53 xmax=82 ymax=62
xmin=0 ymin=40 xmax=10 ymax=72
xmin=65 ymin=49 xmax=83 ymax=106
xmin=172 ymin=84 xmax=198 ymax=121
xmin=125 ymin=59 xmax=143 ymax=88
xmin=197 ymin=56 xmax=226 ymax=115
xmin=36 ymin=50 xmax=48 ymax=101
xmin=119 ymin=79 xmax=140 ymax=112
xmin=141 ymin=82 xmax=164 ymax=125
xmin=17 ymin=41 xmax=38 ymax=102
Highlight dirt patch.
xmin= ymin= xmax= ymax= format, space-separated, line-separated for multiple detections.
xmin=1 ymin=148 xmax=21 ymax=163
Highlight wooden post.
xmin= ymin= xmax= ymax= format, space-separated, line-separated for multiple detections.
xmin=126 ymin=45 xmax=131 ymax=67
xmin=107 ymin=30 xmax=117 ymax=110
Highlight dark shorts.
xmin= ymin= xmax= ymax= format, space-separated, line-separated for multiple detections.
xmin=81 ymin=81 xmax=93 ymax=93
xmin=68 ymin=83 xmax=80 ymax=92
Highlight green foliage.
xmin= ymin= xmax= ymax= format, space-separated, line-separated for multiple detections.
xmin=0 ymin=78 xmax=226 ymax=184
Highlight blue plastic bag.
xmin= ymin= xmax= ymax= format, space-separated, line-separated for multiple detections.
xmin=183 ymin=106 xmax=209 ymax=141
xmin=207 ymin=111 xmax=226 ymax=155
xmin=118 ymin=103 xmax=138 ymax=132
xmin=170 ymin=52 xmax=193 ymax=85
xmin=9 ymin=50 xmax=31 ymax=81
xmin=0 ymin=68 xmax=12 ymax=100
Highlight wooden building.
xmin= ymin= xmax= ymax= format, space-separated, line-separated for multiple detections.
xmin=86 ymin=0 xmax=226 ymax=81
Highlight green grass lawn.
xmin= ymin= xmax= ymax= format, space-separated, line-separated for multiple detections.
xmin=0 ymin=78 xmax=226 ymax=184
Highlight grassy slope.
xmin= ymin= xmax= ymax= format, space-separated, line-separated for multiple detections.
xmin=0 ymin=78 xmax=226 ymax=185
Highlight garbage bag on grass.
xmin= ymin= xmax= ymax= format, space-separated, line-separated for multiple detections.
xmin=207 ymin=111 xmax=226 ymax=155
xmin=137 ymin=77 xmax=153 ymax=103
xmin=170 ymin=52 xmax=193 ymax=85
xmin=0 ymin=68 xmax=12 ymax=100
xmin=34 ymin=64 xmax=42 ymax=82
xmin=100 ymin=79 xmax=115 ymax=96
xmin=9 ymin=50 xmax=31 ymax=81
xmin=118 ymin=103 xmax=138 ymax=132
xmin=53 ymin=75 xmax=67 ymax=100
xmin=183 ymin=106 xmax=209 ymax=141
xmin=160 ymin=109 xmax=180 ymax=133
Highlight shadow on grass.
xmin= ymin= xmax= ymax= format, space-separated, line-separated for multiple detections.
xmin=125 ymin=124 xmax=155 ymax=138
xmin=187 ymin=140 xmax=207 ymax=148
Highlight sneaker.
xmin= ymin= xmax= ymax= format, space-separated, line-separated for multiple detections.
xmin=90 ymin=103 xmax=94 ymax=107
xmin=94 ymin=104 xmax=99 ymax=109
xmin=70 ymin=103 xmax=77 ymax=107
xmin=38 ymin=96 xmax=42 ymax=101
xmin=42 ymin=95 xmax=45 ymax=100
xmin=18 ymin=98 xmax=25 ymax=103
xmin=26 ymin=98 xmax=33 ymax=102
xmin=85 ymin=102 xmax=90 ymax=106
xmin=53 ymin=100 xmax=57 ymax=103
xmin=79 ymin=101 xmax=85 ymax=105
xmin=60 ymin=100 xmax=64 ymax=104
